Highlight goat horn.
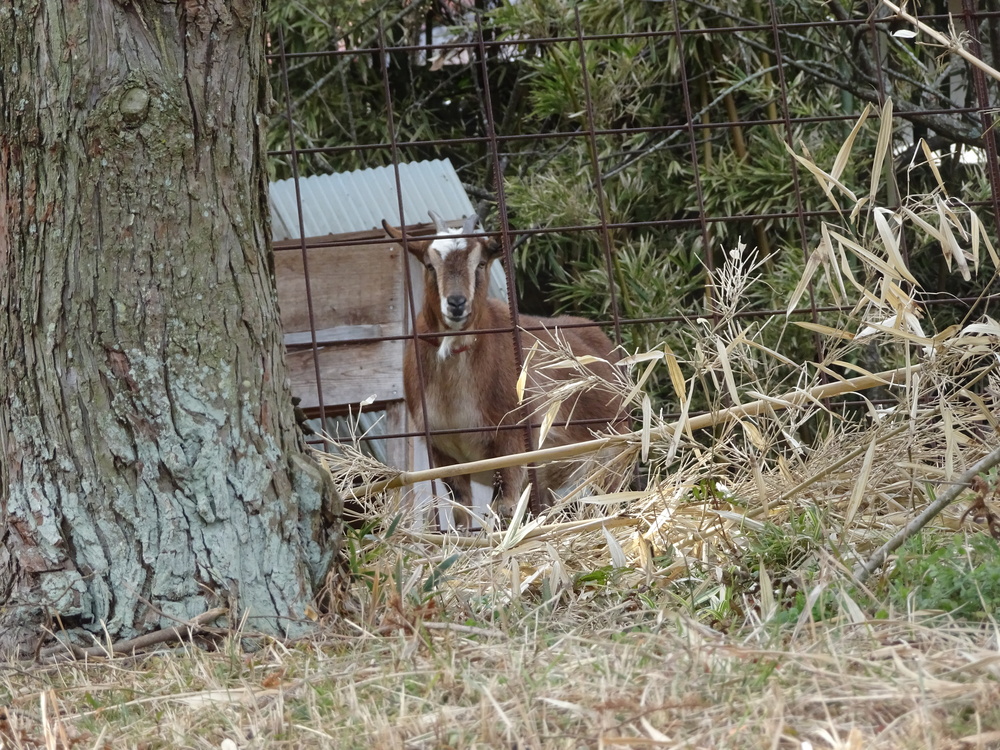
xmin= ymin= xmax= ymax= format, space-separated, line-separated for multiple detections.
xmin=461 ymin=213 xmax=479 ymax=235
xmin=428 ymin=210 xmax=449 ymax=234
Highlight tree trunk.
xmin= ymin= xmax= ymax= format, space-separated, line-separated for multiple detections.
xmin=0 ymin=0 xmax=341 ymax=653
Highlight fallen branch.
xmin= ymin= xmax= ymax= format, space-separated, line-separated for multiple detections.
xmin=353 ymin=365 xmax=921 ymax=498
xmin=853 ymin=444 xmax=1000 ymax=583
xmin=40 ymin=607 xmax=229 ymax=662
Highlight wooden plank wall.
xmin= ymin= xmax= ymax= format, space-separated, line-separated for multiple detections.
xmin=274 ymin=230 xmax=406 ymax=412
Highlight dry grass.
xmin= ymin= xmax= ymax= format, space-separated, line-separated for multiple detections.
xmin=2 ymin=602 xmax=999 ymax=748
xmin=3 ymin=101 xmax=1000 ymax=748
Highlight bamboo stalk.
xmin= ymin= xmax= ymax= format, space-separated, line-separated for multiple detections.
xmin=853 ymin=443 xmax=1000 ymax=583
xmin=353 ymin=364 xmax=922 ymax=498
xmin=881 ymin=1 xmax=1000 ymax=85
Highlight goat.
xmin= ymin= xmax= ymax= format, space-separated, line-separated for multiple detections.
xmin=382 ymin=211 xmax=627 ymax=529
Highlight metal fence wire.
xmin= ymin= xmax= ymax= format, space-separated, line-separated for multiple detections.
xmin=265 ymin=1 xmax=1000 ymax=508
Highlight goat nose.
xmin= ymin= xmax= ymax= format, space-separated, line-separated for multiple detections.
xmin=446 ymin=294 xmax=467 ymax=314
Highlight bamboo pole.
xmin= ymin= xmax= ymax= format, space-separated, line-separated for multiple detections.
xmin=352 ymin=364 xmax=922 ymax=499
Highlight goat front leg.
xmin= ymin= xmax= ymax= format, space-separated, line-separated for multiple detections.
xmin=491 ymin=464 xmax=528 ymax=523
xmin=443 ymin=474 xmax=474 ymax=531
xmin=430 ymin=447 xmax=474 ymax=530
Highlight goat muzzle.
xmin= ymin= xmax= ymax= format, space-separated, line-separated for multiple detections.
xmin=445 ymin=294 xmax=468 ymax=324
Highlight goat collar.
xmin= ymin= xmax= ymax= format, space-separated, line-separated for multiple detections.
xmin=418 ymin=335 xmax=474 ymax=356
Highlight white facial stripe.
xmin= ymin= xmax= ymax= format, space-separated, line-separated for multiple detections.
xmin=466 ymin=246 xmax=481 ymax=278
xmin=429 ymin=229 xmax=467 ymax=258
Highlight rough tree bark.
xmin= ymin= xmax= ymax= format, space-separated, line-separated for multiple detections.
xmin=0 ymin=1 xmax=341 ymax=652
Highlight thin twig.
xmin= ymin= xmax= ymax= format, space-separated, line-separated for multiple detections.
xmin=881 ymin=0 xmax=1000 ymax=86
xmin=853 ymin=444 xmax=1000 ymax=583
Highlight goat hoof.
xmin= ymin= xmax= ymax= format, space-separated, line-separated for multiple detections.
xmin=451 ymin=506 xmax=473 ymax=532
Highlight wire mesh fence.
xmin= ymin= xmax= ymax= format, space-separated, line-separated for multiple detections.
xmin=264 ymin=1 xmax=1000 ymax=515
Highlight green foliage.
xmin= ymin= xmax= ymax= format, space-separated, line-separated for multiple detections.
xmin=885 ymin=533 xmax=1000 ymax=621
xmin=343 ymin=512 xmax=401 ymax=589
xmin=265 ymin=1 xmax=499 ymax=180
xmin=687 ymin=522 xmax=1000 ymax=628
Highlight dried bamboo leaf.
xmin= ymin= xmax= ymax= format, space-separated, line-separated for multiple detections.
xmin=959 ymin=389 xmax=1000 ymax=431
xmin=832 ymin=103 xmax=872 ymax=181
xmin=855 ymin=319 xmax=933 ymax=347
xmin=741 ymin=338 xmax=798 ymax=367
xmin=537 ymin=399 xmax=563 ymax=447
xmin=828 ymin=360 xmax=880 ymax=379
xmin=663 ymin=346 xmax=687 ymax=404
xmin=516 ymin=343 xmax=537 ymax=404
xmin=619 ymin=350 xmax=667 ymax=367
xmin=960 ymin=317 xmax=1000 ymax=336
xmin=836 ymin=235 xmax=866 ymax=293
xmin=873 ymin=208 xmax=920 ymax=285
xmin=844 ymin=437 xmax=877 ymax=529
xmin=783 ymin=141 xmax=855 ymax=209
xmin=870 ymin=98 xmax=893 ymax=202
xmin=787 ymin=225 xmax=834 ymax=315
xmin=624 ymin=353 xmax=662 ymax=406
xmin=578 ymin=491 xmax=649 ymax=506
xmin=969 ymin=210 xmax=1000 ymax=266
xmin=759 ymin=563 xmax=775 ymax=622
xmin=640 ymin=718 xmax=672 ymax=744
xmin=716 ymin=338 xmax=741 ymax=406
xmin=792 ymin=321 xmax=856 ymax=340
xmin=641 ymin=393 xmax=652 ymax=462
xmin=901 ymin=205 xmax=946 ymax=244
xmin=935 ymin=198 xmax=971 ymax=280
xmin=665 ymin=378 xmax=693 ymax=466
xmin=918 ymin=138 xmax=948 ymax=193
xmin=571 ymin=354 xmax=608 ymax=366
xmin=497 ymin=484 xmax=536 ymax=552
xmin=602 ymin=526 xmax=629 ymax=568
xmin=741 ymin=419 xmax=766 ymax=451
xmin=838 ymin=589 xmax=869 ymax=625
xmin=829 ymin=229 xmax=900 ymax=281
xmin=849 ymin=194 xmax=870 ymax=222
xmin=546 ymin=543 xmax=570 ymax=592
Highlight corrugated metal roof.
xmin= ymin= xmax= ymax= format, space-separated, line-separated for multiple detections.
xmin=269 ymin=159 xmax=476 ymax=240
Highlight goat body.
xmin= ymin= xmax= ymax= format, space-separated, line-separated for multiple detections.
xmin=384 ymin=213 xmax=625 ymax=528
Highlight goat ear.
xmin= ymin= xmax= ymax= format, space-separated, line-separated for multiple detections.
xmin=381 ymin=219 xmax=403 ymax=240
xmin=382 ymin=219 xmax=430 ymax=258
xmin=485 ymin=236 xmax=503 ymax=262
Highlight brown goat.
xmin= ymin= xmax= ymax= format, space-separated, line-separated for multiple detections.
xmin=383 ymin=211 xmax=626 ymax=529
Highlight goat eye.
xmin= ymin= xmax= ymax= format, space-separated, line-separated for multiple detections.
xmin=477 ymin=261 xmax=486 ymax=270
xmin=425 ymin=263 xmax=434 ymax=272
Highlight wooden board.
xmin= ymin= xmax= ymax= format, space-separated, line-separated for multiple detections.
xmin=274 ymin=234 xmax=405 ymax=336
xmin=286 ymin=339 xmax=404 ymax=411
